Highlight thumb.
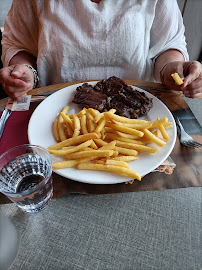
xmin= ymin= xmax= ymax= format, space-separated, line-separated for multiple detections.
xmin=182 ymin=72 xmax=195 ymax=89
xmin=182 ymin=62 xmax=201 ymax=88
xmin=11 ymin=65 xmax=25 ymax=79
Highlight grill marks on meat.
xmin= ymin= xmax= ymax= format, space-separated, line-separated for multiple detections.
xmin=72 ymin=76 xmax=153 ymax=118
xmin=73 ymin=83 xmax=107 ymax=111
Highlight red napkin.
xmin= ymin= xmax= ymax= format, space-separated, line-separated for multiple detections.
xmin=0 ymin=110 xmax=34 ymax=155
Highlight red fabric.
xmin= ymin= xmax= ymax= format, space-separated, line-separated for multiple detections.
xmin=0 ymin=110 xmax=34 ymax=155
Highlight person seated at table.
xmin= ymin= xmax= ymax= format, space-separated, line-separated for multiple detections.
xmin=0 ymin=0 xmax=201 ymax=101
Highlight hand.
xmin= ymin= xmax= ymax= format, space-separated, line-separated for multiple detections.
xmin=161 ymin=61 xmax=202 ymax=98
xmin=0 ymin=64 xmax=34 ymax=101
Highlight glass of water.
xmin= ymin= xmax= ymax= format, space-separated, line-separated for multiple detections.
xmin=0 ymin=144 xmax=53 ymax=213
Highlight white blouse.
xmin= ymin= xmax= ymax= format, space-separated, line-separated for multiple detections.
xmin=2 ymin=0 xmax=189 ymax=87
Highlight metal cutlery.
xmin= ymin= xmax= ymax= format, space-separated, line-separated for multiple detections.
xmin=173 ymin=115 xmax=202 ymax=148
xmin=0 ymin=95 xmax=47 ymax=140
xmin=0 ymin=109 xmax=12 ymax=140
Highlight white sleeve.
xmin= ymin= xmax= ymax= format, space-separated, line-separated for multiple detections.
xmin=1 ymin=0 xmax=39 ymax=66
xmin=148 ymin=0 xmax=189 ymax=79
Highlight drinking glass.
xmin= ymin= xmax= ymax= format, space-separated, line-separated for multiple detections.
xmin=0 ymin=144 xmax=53 ymax=212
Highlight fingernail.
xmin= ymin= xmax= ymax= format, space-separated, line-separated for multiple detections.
xmin=11 ymin=71 xmax=20 ymax=76
xmin=182 ymin=82 xmax=187 ymax=88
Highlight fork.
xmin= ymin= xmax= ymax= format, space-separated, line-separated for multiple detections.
xmin=173 ymin=115 xmax=202 ymax=148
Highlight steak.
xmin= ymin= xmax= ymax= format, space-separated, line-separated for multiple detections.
xmin=73 ymin=83 xmax=107 ymax=111
xmin=72 ymin=76 xmax=153 ymax=118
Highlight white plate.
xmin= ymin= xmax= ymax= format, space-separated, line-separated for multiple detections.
xmin=28 ymin=82 xmax=176 ymax=184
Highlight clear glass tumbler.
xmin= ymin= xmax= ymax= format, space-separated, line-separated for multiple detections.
xmin=0 ymin=144 xmax=53 ymax=212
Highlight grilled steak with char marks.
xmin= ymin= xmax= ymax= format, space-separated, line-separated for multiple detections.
xmin=72 ymin=76 xmax=153 ymax=118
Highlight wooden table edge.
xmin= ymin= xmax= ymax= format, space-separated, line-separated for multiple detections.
xmin=0 ymin=80 xmax=201 ymax=108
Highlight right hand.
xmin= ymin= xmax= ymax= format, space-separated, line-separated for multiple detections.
xmin=161 ymin=61 xmax=202 ymax=98
xmin=0 ymin=64 xmax=35 ymax=101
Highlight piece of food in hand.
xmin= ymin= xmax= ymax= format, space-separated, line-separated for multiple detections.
xmin=171 ymin=73 xmax=183 ymax=85
xmin=72 ymin=76 xmax=153 ymax=119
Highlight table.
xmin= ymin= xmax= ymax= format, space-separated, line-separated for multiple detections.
xmin=0 ymin=80 xmax=202 ymax=270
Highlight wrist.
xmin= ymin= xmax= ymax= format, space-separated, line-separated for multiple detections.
xmin=159 ymin=62 xmax=172 ymax=85
xmin=23 ymin=64 xmax=39 ymax=88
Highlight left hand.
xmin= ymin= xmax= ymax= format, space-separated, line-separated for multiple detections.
xmin=161 ymin=61 xmax=202 ymax=98
xmin=0 ymin=64 xmax=34 ymax=101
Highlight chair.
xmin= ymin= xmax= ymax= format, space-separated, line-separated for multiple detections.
xmin=198 ymin=49 xmax=202 ymax=64
xmin=0 ymin=29 xmax=8 ymax=99
xmin=0 ymin=29 xmax=2 ymax=69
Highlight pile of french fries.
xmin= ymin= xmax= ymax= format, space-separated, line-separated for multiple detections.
xmin=47 ymin=106 xmax=172 ymax=181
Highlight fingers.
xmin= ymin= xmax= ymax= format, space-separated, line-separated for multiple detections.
xmin=161 ymin=61 xmax=185 ymax=91
xmin=11 ymin=64 xmax=33 ymax=82
xmin=3 ymin=83 xmax=27 ymax=101
xmin=182 ymin=61 xmax=201 ymax=88
xmin=6 ymin=90 xmax=28 ymax=101
xmin=162 ymin=61 xmax=202 ymax=98
xmin=182 ymin=76 xmax=202 ymax=98
xmin=181 ymin=61 xmax=202 ymax=98
xmin=11 ymin=65 xmax=26 ymax=79
xmin=0 ymin=65 xmax=27 ymax=86
xmin=0 ymin=65 xmax=34 ymax=101
xmin=3 ymin=76 xmax=26 ymax=89
xmin=3 ymin=80 xmax=35 ymax=101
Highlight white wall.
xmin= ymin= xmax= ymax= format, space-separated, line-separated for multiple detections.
xmin=0 ymin=0 xmax=12 ymax=30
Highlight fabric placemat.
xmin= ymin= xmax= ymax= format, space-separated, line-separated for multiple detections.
xmin=0 ymin=110 xmax=33 ymax=154
xmin=0 ymin=107 xmax=202 ymax=206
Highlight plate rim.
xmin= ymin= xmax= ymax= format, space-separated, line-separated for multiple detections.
xmin=28 ymin=81 xmax=177 ymax=184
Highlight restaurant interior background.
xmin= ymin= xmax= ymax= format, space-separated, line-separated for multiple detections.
xmin=0 ymin=1 xmax=201 ymax=270
xmin=0 ymin=0 xmax=201 ymax=125
xmin=0 ymin=0 xmax=12 ymax=32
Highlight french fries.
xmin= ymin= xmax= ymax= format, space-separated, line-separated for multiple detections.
xmin=58 ymin=106 xmax=69 ymax=141
xmin=77 ymin=163 xmax=141 ymax=181
xmin=48 ymin=107 xmax=172 ymax=181
xmin=171 ymin=73 xmax=183 ymax=85
xmin=48 ymin=133 xmax=99 ymax=150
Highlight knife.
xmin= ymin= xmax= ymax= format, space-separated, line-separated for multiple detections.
xmin=0 ymin=95 xmax=32 ymax=140
xmin=0 ymin=109 xmax=12 ymax=140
